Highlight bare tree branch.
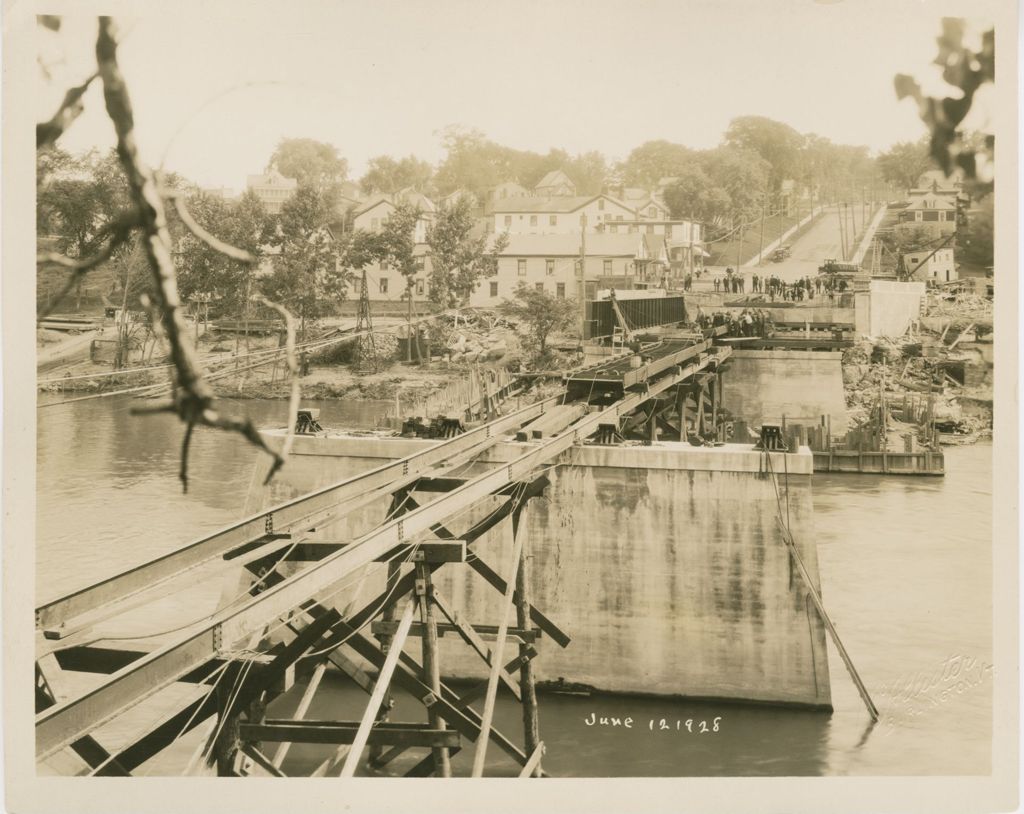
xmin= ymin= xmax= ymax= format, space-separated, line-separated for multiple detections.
xmin=255 ymin=295 xmax=300 ymax=476
xmin=36 ymin=211 xmax=143 ymax=321
xmin=95 ymin=16 xmax=283 ymax=489
xmin=165 ymin=189 xmax=258 ymax=264
xmin=36 ymin=72 xmax=99 ymax=149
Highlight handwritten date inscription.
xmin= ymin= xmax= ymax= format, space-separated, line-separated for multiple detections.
xmin=583 ymin=713 xmax=722 ymax=733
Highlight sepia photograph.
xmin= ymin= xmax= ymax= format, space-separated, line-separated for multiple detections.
xmin=3 ymin=0 xmax=1018 ymax=811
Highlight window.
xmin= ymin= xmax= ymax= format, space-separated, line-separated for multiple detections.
xmin=546 ymin=259 xmax=555 ymax=276
xmin=598 ymin=198 xmax=605 ymax=211
xmin=379 ymin=278 xmax=388 ymax=294
xmin=504 ymin=215 xmax=512 ymax=227
xmin=549 ymin=215 xmax=557 ymax=226
xmin=575 ymin=259 xmax=583 ymax=277
xmin=518 ymin=259 xmax=527 ymax=276
xmin=617 ymin=215 xmax=624 ymax=221
xmin=371 ymin=218 xmax=379 ymax=231
xmin=665 ymin=224 xmax=674 ymax=239
xmin=556 ymin=282 xmax=566 ymax=298
xmin=648 ymin=206 xmax=657 ymax=217
xmin=603 ymin=259 xmax=612 ymax=274
xmin=923 ymin=211 xmax=939 ymax=221
xmin=416 ymin=280 xmax=425 ymax=295
xmin=610 ymin=224 xmax=618 ymax=234
xmin=646 ymin=224 xmax=655 ymax=234
xmin=530 ymin=215 xmax=538 ymax=226
xmin=535 ymin=282 xmax=544 ymax=292
xmin=490 ymin=281 xmax=498 ymax=297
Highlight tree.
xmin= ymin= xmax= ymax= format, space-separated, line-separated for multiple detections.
xmin=564 ymin=150 xmax=608 ymax=196
xmin=877 ymin=139 xmax=933 ymax=193
xmin=174 ymin=190 xmax=245 ymax=314
xmin=434 ymin=126 xmax=511 ymax=200
xmin=662 ymin=165 xmax=731 ymax=222
xmin=887 ymin=223 xmax=938 ymax=255
xmin=268 ymin=137 xmax=348 ymax=189
xmin=499 ymin=283 xmax=577 ymax=362
xmin=700 ymin=146 xmax=770 ymax=221
xmin=895 ymin=19 xmax=994 ymax=196
xmin=958 ymin=194 xmax=993 ymax=268
xmin=36 ymin=147 xmax=129 ymax=258
xmin=261 ymin=183 xmax=348 ymax=337
xmin=617 ymin=140 xmax=694 ymax=188
xmin=426 ymin=197 xmax=508 ymax=307
xmin=360 ymin=155 xmax=434 ymax=195
xmin=724 ymin=116 xmax=804 ymax=192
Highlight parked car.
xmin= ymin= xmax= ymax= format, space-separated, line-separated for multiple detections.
xmin=769 ymin=246 xmax=791 ymax=262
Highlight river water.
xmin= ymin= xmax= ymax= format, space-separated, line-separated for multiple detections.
xmin=36 ymin=396 xmax=992 ymax=776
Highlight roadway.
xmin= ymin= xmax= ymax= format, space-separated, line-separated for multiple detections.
xmin=703 ymin=204 xmax=867 ymax=286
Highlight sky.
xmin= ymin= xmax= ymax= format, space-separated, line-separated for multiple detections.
xmin=36 ymin=0 xmax=997 ymax=192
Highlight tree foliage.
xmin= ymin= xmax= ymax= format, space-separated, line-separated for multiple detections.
xmin=433 ymin=126 xmax=608 ymax=199
xmin=37 ymin=147 xmax=129 ymax=257
xmin=662 ymin=165 xmax=731 ymax=223
xmin=268 ymin=137 xmax=348 ymax=189
xmin=425 ymin=197 xmax=508 ymax=307
xmin=958 ymin=194 xmax=993 ymax=267
xmin=261 ymin=183 xmax=348 ymax=322
xmin=373 ymin=201 xmax=422 ymax=293
xmin=618 ymin=140 xmax=695 ymax=188
xmin=894 ymin=19 xmax=994 ymax=196
xmin=877 ymin=138 xmax=934 ymax=192
xmin=724 ymin=116 xmax=803 ymax=192
xmin=499 ymin=283 xmax=578 ymax=361
xmin=174 ymin=189 xmax=272 ymax=317
xmin=360 ymin=154 xmax=434 ymax=196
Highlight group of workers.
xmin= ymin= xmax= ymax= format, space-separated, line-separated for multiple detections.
xmin=694 ymin=308 xmax=775 ymax=339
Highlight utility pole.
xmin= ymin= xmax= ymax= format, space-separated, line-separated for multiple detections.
xmin=757 ymin=199 xmax=767 ymax=266
xmin=836 ymin=203 xmax=847 ymax=261
xmin=406 ymin=278 xmax=413 ymax=364
xmin=578 ymin=214 xmax=587 ymax=350
xmin=735 ymin=212 xmax=744 ymax=271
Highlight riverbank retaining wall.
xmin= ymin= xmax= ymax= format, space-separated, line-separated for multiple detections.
xmin=257 ymin=435 xmax=833 ymax=709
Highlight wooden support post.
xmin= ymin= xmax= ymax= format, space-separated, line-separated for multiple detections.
xmin=415 ymin=561 xmax=451 ymax=777
xmin=471 ymin=514 xmax=526 ymax=777
xmin=513 ymin=505 xmax=542 ymax=777
xmin=711 ymin=375 xmax=719 ymax=431
xmin=339 ymin=598 xmax=416 ymax=778
xmin=270 ymin=661 xmax=327 ymax=769
xmin=694 ymin=385 xmax=706 ymax=436
xmin=675 ymin=384 xmax=687 ymax=441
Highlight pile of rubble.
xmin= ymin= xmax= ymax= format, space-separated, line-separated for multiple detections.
xmin=429 ymin=310 xmax=522 ymax=366
xmin=841 ymin=332 xmax=992 ymax=441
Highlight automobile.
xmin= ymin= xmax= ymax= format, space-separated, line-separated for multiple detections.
xmin=769 ymin=246 xmax=791 ymax=262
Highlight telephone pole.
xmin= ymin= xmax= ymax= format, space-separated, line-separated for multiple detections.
xmin=757 ymin=200 xmax=767 ymax=266
xmin=579 ymin=214 xmax=587 ymax=349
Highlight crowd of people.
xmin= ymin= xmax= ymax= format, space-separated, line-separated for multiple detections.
xmin=711 ymin=269 xmax=850 ymax=303
xmin=694 ymin=307 xmax=775 ymax=338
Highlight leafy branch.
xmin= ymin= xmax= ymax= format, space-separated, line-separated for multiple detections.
xmin=36 ymin=16 xmax=296 ymax=491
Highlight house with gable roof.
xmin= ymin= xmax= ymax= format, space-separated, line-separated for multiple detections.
xmin=533 ymin=169 xmax=577 ymax=197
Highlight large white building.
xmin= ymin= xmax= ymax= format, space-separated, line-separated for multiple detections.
xmin=245 ymin=169 xmax=298 ymax=215
xmin=467 ymin=232 xmax=667 ymax=308
xmin=904 ymin=247 xmax=957 ymax=283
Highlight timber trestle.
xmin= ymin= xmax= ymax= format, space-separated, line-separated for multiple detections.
xmin=35 ymin=336 xmax=731 ymax=777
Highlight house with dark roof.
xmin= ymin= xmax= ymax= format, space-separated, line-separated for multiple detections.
xmin=897 ymin=191 xmax=958 ymax=234
xmin=533 ymin=169 xmax=577 ymax=197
